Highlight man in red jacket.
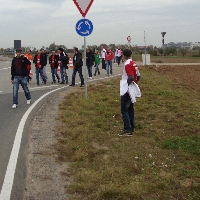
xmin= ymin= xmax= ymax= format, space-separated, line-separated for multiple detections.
xmin=105 ymin=47 xmax=114 ymax=76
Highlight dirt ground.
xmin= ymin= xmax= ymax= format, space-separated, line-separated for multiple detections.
xmin=148 ymin=65 xmax=200 ymax=92
xmin=23 ymin=88 xmax=78 ymax=200
xmin=23 ymin=64 xmax=200 ymax=200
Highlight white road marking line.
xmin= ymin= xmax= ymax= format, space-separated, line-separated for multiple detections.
xmin=0 ymin=74 xmax=122 ymax=199
xmin=0 ymin=85 xmax=68 ymax=200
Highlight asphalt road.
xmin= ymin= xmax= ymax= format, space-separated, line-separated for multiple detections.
xmin=0 ymin=56 xmax=125 ymax=200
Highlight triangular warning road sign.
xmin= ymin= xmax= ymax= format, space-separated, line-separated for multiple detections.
xmin=73 ymin=0 xmax=94 ymax=17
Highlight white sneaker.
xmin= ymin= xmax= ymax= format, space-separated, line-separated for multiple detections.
xmin=12 ymin=104 xmax=17 ymax=108
xmin=89 ymin=77 xmax=92 ymax=79
xmin=27 ymin=99 xmax=31 ymax=104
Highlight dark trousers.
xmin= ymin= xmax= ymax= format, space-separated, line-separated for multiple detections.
xmin=121 ymin=93 xmax=134 ymax=131
xmin=72 ymin=67 xmax=84 ymax=85
xmin=101 ymin=58 xmax=106 ymax=69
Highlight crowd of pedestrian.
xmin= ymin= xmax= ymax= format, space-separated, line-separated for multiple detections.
xmin=11 ymin=46 xmax=141 ymax=136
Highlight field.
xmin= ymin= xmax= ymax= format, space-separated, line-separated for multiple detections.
xmin=55 ymin=64 xmax=200 ymax=199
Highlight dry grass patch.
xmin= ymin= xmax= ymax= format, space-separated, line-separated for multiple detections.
xmin=55 ymin=66 xmax=200 ymax=199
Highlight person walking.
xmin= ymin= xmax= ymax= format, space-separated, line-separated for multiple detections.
xmin=69 ymin=47 xmax=84 ymax=87
xmin=40 ymin=48 xmax=48 ymax=81
xmin=24 ymin=49 xmax=33 ymax=82
xmin=100 ymin=45 xmax=106 ymax=70
xmin=33 ymin=50 xmax=47 ymax=86
xmin=58 ymin=48 xmax=69 ymax=84
xmin=115 ymin=47 xmax=123 ymax=66
xmin=49 ymin=51 xmax=60 ymax=84
xmin=118 ymin=49 xmax=141 ymax=136
xmin=11 ymin=48 xmax=31 ymax=108
xmin=94 ymin=50 xmax=101 ymax=76
xmin=105 ymin=47 xmax=114 ymax=76
xmin=86 ymin=48 xmax=95 ymax=79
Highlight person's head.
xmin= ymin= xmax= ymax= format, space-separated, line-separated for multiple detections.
xmin=58 ymin=48 xmax=63 ymax=54
xmin=37 ymin=50 xmax=41 ymax=55
xmin=27 ymin=49 xmax=31 ymax=54
xmin=40 ymin=48 xmax=44 ymax=53
xmin=101 ymin=45 xmax=104 ymax=49
xmin=16 ymin=48 xmax=22 ymax=57
xmin=122 ymin=49 xmax=132 ymax=60
xmin=95 ymin=50 xmax=99 ymax=55
xmin=74 ymin=47 xmax=78 ymax=54
xmin=52 ymin=51 xmax=55 ymax=55
xmin=86 ymin=48 xmax=91 ymax=53
xmin=106 ymin=47 xmax=110 ymax=52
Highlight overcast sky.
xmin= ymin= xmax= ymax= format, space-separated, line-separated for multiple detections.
xmin=0 ymin=0 xmax=199 ymax=49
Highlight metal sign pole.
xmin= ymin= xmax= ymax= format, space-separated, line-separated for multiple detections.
xmin=84 ymin=36 xmax=87 ymax=98
xmin=144 ymin=31 xmax=146 ymax=66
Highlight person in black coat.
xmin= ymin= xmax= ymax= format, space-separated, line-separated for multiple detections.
xmin=69 ymin=47 xmax=84 ymax=87
xmin=86 ymin=48 xmax=95 ymax=79
xmin=49 ymin=51 xmax=60 ymax=83
xmin=58 ymin=48 xmax=69 ymax=84
xmin=11 ymin=48 xmax=31 ymax=108
xmin=33 ymin=50 xmax=47 ymax=86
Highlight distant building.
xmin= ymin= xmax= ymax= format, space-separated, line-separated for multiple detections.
xmin=164 ymin=42 xmax=196 ymax=49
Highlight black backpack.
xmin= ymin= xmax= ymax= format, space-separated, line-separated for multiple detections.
xmin=63 ymin=54 xmax=69 ymax=64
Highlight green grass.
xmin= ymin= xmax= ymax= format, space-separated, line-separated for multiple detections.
xmin=56 ymin=67 xmax=200 ymax=199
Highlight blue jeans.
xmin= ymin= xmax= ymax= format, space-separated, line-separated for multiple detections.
xmin=42 ymin=66 xmax=48 ymax=80
xmin=60 ymin=67 xmax=68 ymax=83
xmin=106 ymin=60 xmax=112 ymax=75
xmin=72 ymin=67 xmax=84 ymax=85
xmin=116 ymin=56 xmax=121 ymax=65
xmin=87 ymin=65 xmax=92 ymax=77
xmin=95 ymin=64 xmax=100 ymax=73
xmin=121 ymin=93 xmax=134 ymax=131
xmin=36 ymin=68 xmax=46 ymax=85
xmin=51 ymin=68 xmax=60 ymax=83
xmin=13 ymin=76 xmax=31 ymax=105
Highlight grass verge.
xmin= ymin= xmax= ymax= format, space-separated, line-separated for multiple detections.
xmin=56 ymin=66 xmax=200 ymax=199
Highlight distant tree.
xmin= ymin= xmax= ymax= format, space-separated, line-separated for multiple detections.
xmin=49 ymin=42 xmax=56 ymax=51
xmin=179 ymin=48 xmax=187 ymax=57
xmin=158 ymin=48 xmax=164 ymax=55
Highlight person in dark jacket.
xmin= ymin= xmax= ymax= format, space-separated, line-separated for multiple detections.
xmin=49 ymin=51 xmax=60 ymax=84
xmin=86 ymin=48 xmax=95 ymax=79
xmin=33 ymin=50 xmax=47 ymax=86
xmin=58 ymin=47 xmax=69 ymax=84
xmin=40 ymin=48 xmax=48 ymax=81
xmin=69 ymin=47 xmax=84 ymax=87
xmin=11 ymin=48 xmax=31 ymax=108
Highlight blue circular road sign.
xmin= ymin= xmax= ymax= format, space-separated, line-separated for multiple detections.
xmin=75 ymin=18 xmax=93 ymax=37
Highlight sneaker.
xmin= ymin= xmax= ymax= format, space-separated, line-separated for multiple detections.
xmin=60 ymin=82 xmax=65 ymax=84
xmin=69 ymin=84 xmax=75 ymax=86
xmin=118 ymin=130 xmax=133 ymax=137
xmin=89 ymin=77 xmax=92 ymax=79
xmin=27 ymin=99 xmax=31 ymax=104
xmin=66 ymin=81 xmax=68 ymax=84
xmin=80 ymin=84 xmax=84 ymax=87
xmin=12 ymin=104 xmax=17 ymax=108
xmin=125 ymin=132 xmax=133 ymax=136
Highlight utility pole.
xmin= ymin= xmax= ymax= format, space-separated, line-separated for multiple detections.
xmin=144 ymin=31 xmax=146 ymax=65
xmin=161 ymin=32 xmax=166 ymax=62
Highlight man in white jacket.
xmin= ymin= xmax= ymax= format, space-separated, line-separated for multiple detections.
xmin=119 ymin=49 xmax=141 ymax=136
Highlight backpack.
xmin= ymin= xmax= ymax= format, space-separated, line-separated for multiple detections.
xmin=63 ymin=54 xmax=69 ymax=64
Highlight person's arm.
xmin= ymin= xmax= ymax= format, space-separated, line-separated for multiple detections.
xmin=125 ymin=63 xmax=135 ymax=85
xmin=11 ymin=59 xmax=14 ymax=83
